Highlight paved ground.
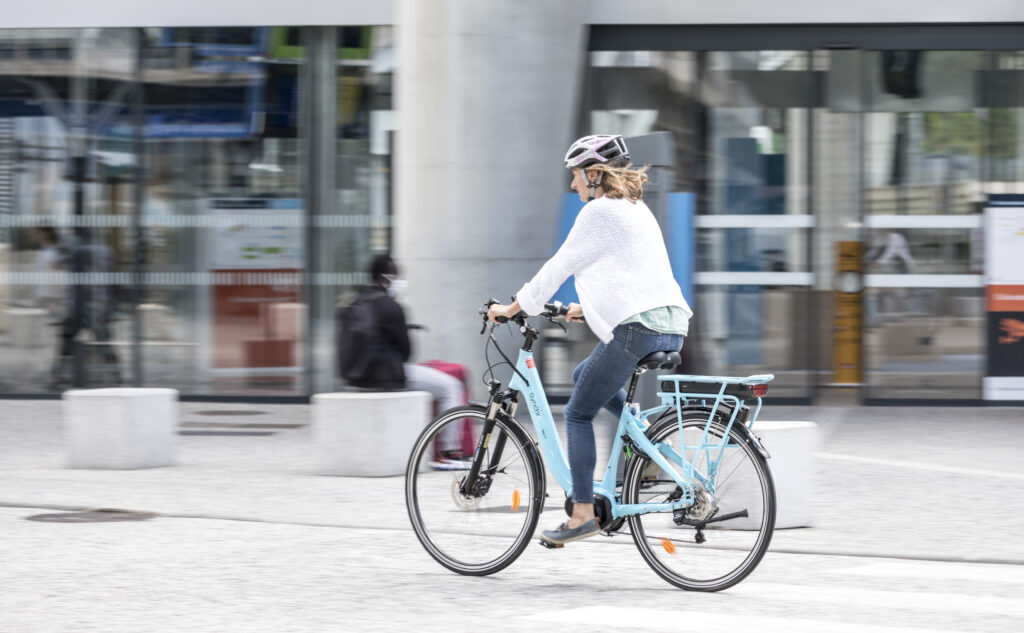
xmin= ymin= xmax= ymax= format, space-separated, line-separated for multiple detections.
xmin=1 ymin=399 xmax=1022 ymax=632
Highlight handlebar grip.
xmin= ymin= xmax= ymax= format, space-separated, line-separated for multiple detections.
xmin=543 ymin=301 xmax=570 ymax=317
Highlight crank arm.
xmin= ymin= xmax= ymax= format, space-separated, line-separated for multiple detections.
xmin=675 ymin=509 xmax=749 ymax=528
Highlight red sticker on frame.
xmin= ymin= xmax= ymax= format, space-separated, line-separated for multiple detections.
xmin=525 ymin=358 xmax=535 ymax=369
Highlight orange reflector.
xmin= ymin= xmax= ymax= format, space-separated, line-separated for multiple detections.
xmin=752 ymin=384 xmax=768 ymax=398
xmin=661 ymin=538 xmax=676 ymax=555
xmin=511 ymin=490 xmax=521 ymax=513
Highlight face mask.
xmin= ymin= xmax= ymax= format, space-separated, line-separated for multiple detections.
xmin=384 ymin=275 xmax=407 ymax=298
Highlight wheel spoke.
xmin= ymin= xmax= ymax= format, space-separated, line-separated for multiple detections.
xmin=714 ymin=451 xmax=746 ymax=494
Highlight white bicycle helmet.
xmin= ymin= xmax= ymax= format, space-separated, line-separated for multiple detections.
xmin=564 ymin=135 xmax=630 ymax=200
xmin=564 ymin=134 xmax=630 ymax=169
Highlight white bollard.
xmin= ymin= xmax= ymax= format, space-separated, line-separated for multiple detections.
xmin=63 ymin=388 xmax=178 ymax=469
xmin=717 ymin=420 xmax=818 ymax=529
xmin=138 ymin=303 xmax=173 ymax=340
xmin=6 ymin=307 xmax=49 ymax=347
xmin=312 ymin=391 xmax=432 ymax=477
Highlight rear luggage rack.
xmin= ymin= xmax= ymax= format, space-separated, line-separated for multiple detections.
xmin=656 ymin=373 xmax=775 ymax=435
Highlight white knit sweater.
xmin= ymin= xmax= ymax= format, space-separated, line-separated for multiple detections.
xmin=516 ymin=196 xmax=692 ymax=343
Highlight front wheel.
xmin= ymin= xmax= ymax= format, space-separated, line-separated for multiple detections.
xmin=405 ymin=405 xmax=544 ymax=576
xmin=623 ymin=410 xmax=776 ymax=591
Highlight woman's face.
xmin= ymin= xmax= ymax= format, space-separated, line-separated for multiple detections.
xmin=570 ymin=168 xmax=598 ymax=202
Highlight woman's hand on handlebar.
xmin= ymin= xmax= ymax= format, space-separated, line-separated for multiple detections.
xmin=487 ymin=300 xmax=522 ymax=324
xmin=565 ymin=302 xmax=585 ymax=323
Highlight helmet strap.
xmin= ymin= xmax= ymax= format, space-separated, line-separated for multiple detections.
xmin=587 ymin=171 xmax=603 ymax=201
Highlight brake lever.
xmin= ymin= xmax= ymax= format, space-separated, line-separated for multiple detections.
xmin=480 ymin=298 xmax=501 ymax=334
xmin=480 ymin=314 xmax=510 ymax=335
xmin=541 ymin=311 xmax=568 ymax=332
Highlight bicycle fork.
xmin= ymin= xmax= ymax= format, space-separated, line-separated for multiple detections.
xmin=458 ymin=387 xmax=516 ymax=498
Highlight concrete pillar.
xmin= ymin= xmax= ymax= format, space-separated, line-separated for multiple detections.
xmin=304 ymin=26 xmax=338 ymax=395
xmin=396 ymin=0 xmax=585 ymax=395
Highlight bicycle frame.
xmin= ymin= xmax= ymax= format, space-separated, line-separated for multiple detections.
xmin=507 ymin=344 xmax=700 ymax=518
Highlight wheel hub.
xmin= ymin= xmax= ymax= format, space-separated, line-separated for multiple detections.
xmin=450 ymin=477 xmax=483 ymax=510
xmin=686 ymin=483 xmax=718 ymax=522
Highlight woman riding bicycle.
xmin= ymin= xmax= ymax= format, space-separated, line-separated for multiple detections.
xmin=487 ymin=134 xmax=692 ymax=546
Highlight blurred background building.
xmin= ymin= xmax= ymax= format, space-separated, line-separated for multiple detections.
xmin=2 ymin=1 xmax=1024 ymax=404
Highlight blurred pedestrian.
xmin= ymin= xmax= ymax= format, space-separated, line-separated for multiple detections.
xmin=488 ymin=134 xmax=692 ymax=546
xmin=49 ymin=231 xmax=119 ymax=388
xmin=30 ymin=225 xmax=63 ymax=316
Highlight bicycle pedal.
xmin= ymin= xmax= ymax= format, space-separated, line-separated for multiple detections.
xmin=538 ymin=539 xmax=563 ymax=549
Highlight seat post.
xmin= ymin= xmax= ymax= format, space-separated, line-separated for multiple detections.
xmin=625 ymin=369 xmax=643 ymax=405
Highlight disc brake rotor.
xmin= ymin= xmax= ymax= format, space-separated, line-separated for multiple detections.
xmin=450 ymin=477 xmax=483 ymax=511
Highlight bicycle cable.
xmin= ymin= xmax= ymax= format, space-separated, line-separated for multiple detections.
xmin=480 ymin=321 xmax=530 ymax=388
xmin=482 ymin=327 xmax=500 ymax=387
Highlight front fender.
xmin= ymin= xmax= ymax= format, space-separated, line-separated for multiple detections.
xmin=493 ymin=410 xmax=547 ymax=512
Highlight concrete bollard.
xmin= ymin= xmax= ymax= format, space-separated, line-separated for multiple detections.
xmin=63 ymin=388 xmax=178 ymax=469
xmin=6 ymin=307 xmax=49 ymax=347
xmin=718 ymin=420 xmax=818 ymax=529
xmin=312 ymin=391 xmax=431 ymax=477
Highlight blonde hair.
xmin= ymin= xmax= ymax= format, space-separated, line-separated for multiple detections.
xmin=584 ymin=163 xmax=649 ymax=202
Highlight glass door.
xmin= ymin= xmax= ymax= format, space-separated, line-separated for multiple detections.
xmin=860 ymin=50 xmax=986 ymax=400
xmin=696 ymin=51 xmax=815 ymax=399
xmin=0 ymin=28 xmax=139 ymax=392
xmin=816 ymin=49 xmax=989 ymax=401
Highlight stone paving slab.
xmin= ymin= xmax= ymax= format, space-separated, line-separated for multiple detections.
xmin=0 ymin=506 xmax=1020 ymax=633
xmin=1 ymin=400 xmax=1022 ymax=564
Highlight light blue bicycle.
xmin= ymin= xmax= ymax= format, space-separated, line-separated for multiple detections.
xmin=405 ymin=301 xmax=776 ymax=592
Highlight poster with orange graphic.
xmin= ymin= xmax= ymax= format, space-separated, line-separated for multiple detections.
xmin=984 ymin=198 xmax=1024 ymax=400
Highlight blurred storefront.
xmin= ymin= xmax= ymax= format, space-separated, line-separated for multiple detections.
xmin=2 ymin=5 xmax=1024 ymax=404
xmin=0 ymin=26 xmax=393 ymax=397
xmin=580 ymin=26 xmax=1024 ymax=403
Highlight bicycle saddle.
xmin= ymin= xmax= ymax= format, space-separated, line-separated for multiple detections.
xmin=636 ymin=350 xmax=681 ymax=371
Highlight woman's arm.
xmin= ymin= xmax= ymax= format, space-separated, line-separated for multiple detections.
xmin=515 ymin=207 xmax=610 ymax=315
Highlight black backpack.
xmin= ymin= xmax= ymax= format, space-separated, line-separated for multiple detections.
xmin=336 ymin=291 xmax=383 ymax=384
xmin=336 ymin=290 xmax=406 ymax=388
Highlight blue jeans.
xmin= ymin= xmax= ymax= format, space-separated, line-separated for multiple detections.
xmin=564 ymin=322 xmax=685 ymax=503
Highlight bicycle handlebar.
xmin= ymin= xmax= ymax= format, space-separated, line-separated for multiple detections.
xmin=478 ymin=298 xmax=581 ymax=334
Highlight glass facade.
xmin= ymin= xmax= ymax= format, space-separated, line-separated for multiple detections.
xmin=3 ymin=23 xmax=1022 ymax=403
xmin=0 ymin=27 xmax=393 ymax=396
xmin=583 ymin=45 xmax=1024 ymax=401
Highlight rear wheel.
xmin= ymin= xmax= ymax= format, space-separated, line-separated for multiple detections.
xmin=623 ymin=410 xmax=776 ymax=591
xmin=405 ymin=405 xmax=543 ymax=575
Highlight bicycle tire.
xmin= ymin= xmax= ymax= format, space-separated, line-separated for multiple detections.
xmin=405 ymin=405 xmax=544 ymax=576
xmin=623 ymin=409 xmax=776 ymax=592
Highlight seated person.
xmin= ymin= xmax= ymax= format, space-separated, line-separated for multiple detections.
xmin=338 ymin=254 xmax=465 ymax=460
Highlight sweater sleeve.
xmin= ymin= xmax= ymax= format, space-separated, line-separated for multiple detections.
xmin=516 ymin=207 xmax=605 ymax=315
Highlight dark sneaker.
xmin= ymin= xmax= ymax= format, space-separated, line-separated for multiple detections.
xmin=539 ymin=519 xmax=600 ymax=546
